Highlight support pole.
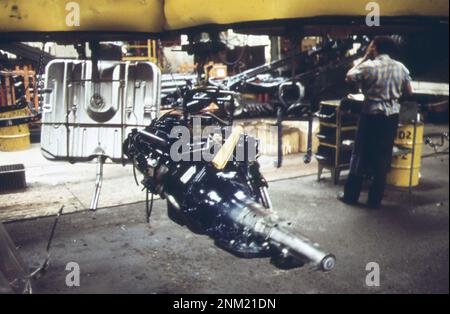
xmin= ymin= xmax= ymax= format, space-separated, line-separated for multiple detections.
xmin=90 ymin=155 xmax=106 ymax=211
xmin=409 ymin=119 xmax=418 ymax=194
xmin=304 ymin=111 xmax=313 ymax=164
xmin=146 ymin=189 xmax=154 ymax=224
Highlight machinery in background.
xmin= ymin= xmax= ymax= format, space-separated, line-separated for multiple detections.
xmin=124 ymin=86 xmax=336 ymax=271
xmin=0 ymin=42 xmax=56 ymax=146
xmin=424 ymin=132 xmax=449 ymax=157
xmin=0 ymin=66 xmax=42 ymax=152
xmin=0 ymin=43 xmax=55 ymax=71
xmin=122 ymin=40 xmax=162 ymax=67
xmin=161 ymin=73 xmax=197 ymax=110
xmin=183 ymin=35 xmax=368 ymax=116
xmin=168 ymin=35 xmax=370 ymax=167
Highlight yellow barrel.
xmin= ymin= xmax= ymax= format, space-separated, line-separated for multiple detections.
xmin=0 ymin=109 xmax=31 ymax=152
xmin=387 ymin=123 xmax=424 ymax=187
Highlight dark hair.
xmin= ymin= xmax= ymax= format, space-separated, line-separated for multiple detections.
xmin=372 ymin=36 xmax=395 ymax=55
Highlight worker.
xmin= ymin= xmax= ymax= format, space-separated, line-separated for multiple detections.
xmin=337 ymin=36 xmax=413 ymax=209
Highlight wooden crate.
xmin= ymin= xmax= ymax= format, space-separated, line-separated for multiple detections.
xmin=282 ymin=120 xmax=320 ymax=153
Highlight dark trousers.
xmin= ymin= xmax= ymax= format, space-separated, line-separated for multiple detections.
xmin=344 ymin=113 xmax=399 ymax=207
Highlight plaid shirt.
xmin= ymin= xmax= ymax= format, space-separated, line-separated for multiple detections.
xmin=347 ymin=54 xmax=412 ymax=116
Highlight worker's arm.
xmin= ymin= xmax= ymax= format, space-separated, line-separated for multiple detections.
xmin=404 ymin=81 xmax=413 ymax=96
xmin=402 ymin=65 xmax=414 ymax=97
xmin=346 ymin=42 xmax=375 ymax=83
xmin=346 ymin=59 xmax=371 ymax=84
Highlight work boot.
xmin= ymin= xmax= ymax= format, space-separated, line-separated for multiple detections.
xmin=367 ymin=201 xmax=382 ymax=210
xmin=368 ymin=188 xmax=383 ymax=210
xmin=336 ymin=191 xmax=358 ymax=206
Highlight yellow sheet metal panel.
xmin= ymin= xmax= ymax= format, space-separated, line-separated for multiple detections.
xmin=0 ymin=0 xmax=165 ymax=33
xmin=165 ymin=0 xmax=449 ymax=30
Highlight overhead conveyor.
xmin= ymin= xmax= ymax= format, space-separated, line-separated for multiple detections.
xmin=0 ymin=0 xmax=166 ymax=40
xmin=164 ymin=0 xmax=449 ymax=31
xmin=0 ymin=0 xmax=448 ymax=41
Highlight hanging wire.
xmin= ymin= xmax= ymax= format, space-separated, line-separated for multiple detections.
xmin=131 ymin=153 xmax=155 ymax=223
xmin=132 ymin=160 xmax=140 ymax=186
xmin=158 ymin=39 xmax=185 ymax=100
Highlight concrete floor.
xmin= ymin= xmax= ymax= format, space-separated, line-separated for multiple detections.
xmin=0 ymin=144 xmax=318 ymax=222
xmin=2 ymin=152 xmax=448 ymax=294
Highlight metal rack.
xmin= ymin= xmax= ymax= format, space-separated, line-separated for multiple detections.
xmin=316 ymin=100 xmax=358 ymax=184
xmin=122 ymin=40 xmax=159 ymax=65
